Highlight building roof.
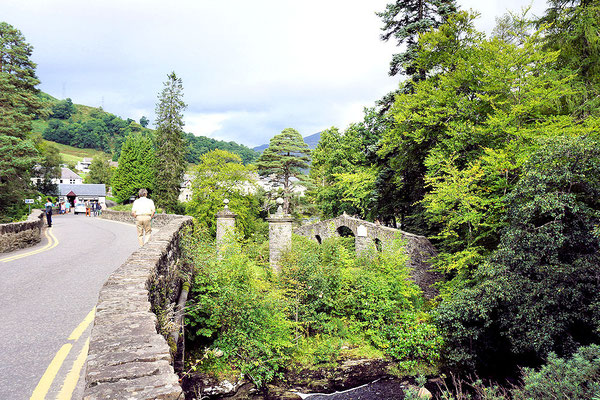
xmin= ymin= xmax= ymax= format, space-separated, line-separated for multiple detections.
xmin=58 ymin=184 xmax=106 ymax=196
xmin=61 ymin=167 xmax=82 ymax=180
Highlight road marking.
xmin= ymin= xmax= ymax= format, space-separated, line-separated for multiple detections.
xmin=30 ymin=343 xmax=73 ymax=400
xmin=68 ymin=307 xmax=95 ymax=341
xmin=30 ymin=308 xmax=95 ymax=400
xmin=56 ymin=337 xmax=90 ymax=400
xmin=0 ymin=228 xmax=59 ymax=263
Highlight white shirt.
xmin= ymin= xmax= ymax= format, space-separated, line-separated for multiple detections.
xmin=132 ymin=197 xmax=156 ymax=216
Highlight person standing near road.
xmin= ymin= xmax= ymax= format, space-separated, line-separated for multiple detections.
xmin=44 ymin=198 xmax=54 ymax=227
xmin=131 ymin=189 xmax=156 ymax=246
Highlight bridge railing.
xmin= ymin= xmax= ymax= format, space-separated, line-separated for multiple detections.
xmin=84 ymin=211 xmax=193 ymax=400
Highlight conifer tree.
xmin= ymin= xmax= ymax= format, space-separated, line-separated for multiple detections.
xmin=112 ymin=133 xmax=155 ymax=203
xmin=153 ymin=72 xmax=187 ymax=213
xmin=0 ymin=22 xmax=45 ymax=221
xmin=256 ymin=128 xmax=310 ymax=214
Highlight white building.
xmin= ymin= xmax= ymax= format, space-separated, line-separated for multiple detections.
xmin=58 ymin=183 xmax=106 ymax=208
xmin=75 ymin=158 xmax=93 ymax=173
xmin=178 ymin=174 xmax=193 ymax=203
xmin=31 ymin=167 xmax=83 ymax=186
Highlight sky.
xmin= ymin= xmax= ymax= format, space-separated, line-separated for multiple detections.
xmin=3 ymin=0 xmax=549 ymax=148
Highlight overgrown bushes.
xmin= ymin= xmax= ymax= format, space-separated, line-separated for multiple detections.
xmin=182 ymin=226 xmax=441 ymax=386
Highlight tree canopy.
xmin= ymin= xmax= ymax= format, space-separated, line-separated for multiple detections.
xmin=256 ymin=128 xmax=310 ymax=214
xmin=153 ymin=72 xmax=187 ymax=212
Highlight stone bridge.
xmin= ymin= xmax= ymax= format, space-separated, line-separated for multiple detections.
xmin=294 ymin=214 xmax=439 ymax=298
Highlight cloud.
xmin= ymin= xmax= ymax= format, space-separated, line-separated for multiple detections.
xmin=2 ymin=0 xmax=547 ymax=147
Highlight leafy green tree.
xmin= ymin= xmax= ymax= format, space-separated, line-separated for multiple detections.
xmin=51 ymin=98 xmax=76 ymax=119
xmin=436 ymin=136 xmax=600 ymax=376
xmin=139 ymin=116 xmax=149 ymax=128
xmin=309 ymin=125 xmax=375 ymax=219
xmin=31 ymin=136 xmax=61 ymax=195
xmin=86 ymin=154 xmax=113 ymax=186
xmin=112 ymin=133 xmax=156 ymax=203
xmin=186 ymin=149 xmax=259 ymax=237
xmin=153 ymin=72 xmax=187 ymax=213
xmin=0 ymin=22 xmax=45 ymax=221
xmin=256 ymin=128 xmax=310 ymax=214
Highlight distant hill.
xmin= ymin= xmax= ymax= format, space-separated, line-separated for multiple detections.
xmin=34 ymin=92 xmax=259 ymax=165
xmin=253 ymin=131 xmax=321 ymax=153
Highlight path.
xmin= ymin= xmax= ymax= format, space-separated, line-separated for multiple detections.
xmin=0 ymin=213 xmax=139 ymax=400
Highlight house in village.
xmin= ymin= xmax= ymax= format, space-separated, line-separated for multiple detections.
xmin=31 ymin=167 xmax=83 ymax=186
xmin=75 ymin=158 xmax=93 ymax=173
xmin=58 ymin=183 xmax=106 ymax=208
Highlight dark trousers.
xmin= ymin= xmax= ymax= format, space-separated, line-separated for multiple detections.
xmin=46 ymin=212 xmax=52 ymax=227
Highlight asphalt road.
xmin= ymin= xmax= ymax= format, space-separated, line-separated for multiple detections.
xmin=0 ymin=213 xmax=139 ymax=400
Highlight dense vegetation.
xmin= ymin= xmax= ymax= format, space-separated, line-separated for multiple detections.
xmin=180 ymin=1 xmax=600 ymax=397
xmin=182 ymin=228 xmax=440 ymax=387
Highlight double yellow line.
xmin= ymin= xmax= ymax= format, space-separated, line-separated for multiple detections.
xmin=0 ymin=228 xmax=59 ymax=263
xmin=30 ymin=308 xmax=96 ymax=400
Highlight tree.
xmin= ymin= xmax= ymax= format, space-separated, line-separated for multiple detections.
xmin=139 ymin=116 xmax=149 ymax=128
xmin=86 ymin=154 xmax=113 ymax=186
xmin=537 ymin=0 xmax=600 ymax=117
xmin=377 ymin=0 xmax=458 ymax=79
xmin=256 ymin=128 xmax=310 ymax=214
xmin=51 ymin=98 xmax=76 ymax=119
xmin=31 ymin=136 xmax=61 ymax=195
xmin=436 ymin=136 xmax=600 ymax=376
xmin=186 ymin=149 xmax=259 ymax=237
xmin=153 ymin=72 xmax=187 ymax=213
xmin=112 ymin=133 xmax=156 ymax=203
xmin=0 ymin=22 xmax=45 ymax=221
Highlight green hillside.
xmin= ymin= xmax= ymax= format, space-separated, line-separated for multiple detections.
xmin=36 ymin=93 xmax=259 ymax=165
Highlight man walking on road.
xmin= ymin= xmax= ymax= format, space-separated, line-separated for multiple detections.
xmin=44 ymin=198 xmax=54 ymax=227
xmin=131 ymin=189 xmax=156 ymax=246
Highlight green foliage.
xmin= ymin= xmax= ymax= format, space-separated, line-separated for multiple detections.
xmin=513 ymin=345 xmax=600 ymax=400
xmin=85 ymin=154 xmax=113 ymax=186
xmin=153 ymin=72 xmax=187 ymax=213
xmin=377 ymin=0 xmax=458 ymax=78
xmin=256 ymin=128 xmax=310 ymax=213
xmin=185 ymin=132 xmax=259 ymax=165
xmin=182 ymin=227 xmax=293 ymax=387
xmin=186 ymin=149 xmax=261 ymax=238
xmin=0 ymin=22 xmax=45 ymax=221
xmin=183 ymin=227 xmax=440 ymax=386
xmin=309 ymin=125 xmax=376 ymax=219
xmin=436 ymin=136 xmax=600 ymax=376
xmin=50 ymin=98 xmax=76 ymax=119
xmin=31 ymin=135 xmax=60 ymax=195
xmin=112 ymin=132 xmax=156 ymax=203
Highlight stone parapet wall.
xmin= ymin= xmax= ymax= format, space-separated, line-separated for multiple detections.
xmin=84 ymin=214 xmax=193 ymax=400
xmin=0 ymin=210 xmax=44 ymax=253
xmin=101 ymin=209 xmax=182 ymax=228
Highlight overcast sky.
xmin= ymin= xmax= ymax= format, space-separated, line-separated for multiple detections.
xmin=3 ymin=0 xmax=548 ymax=148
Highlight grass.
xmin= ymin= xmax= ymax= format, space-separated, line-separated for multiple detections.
xmin=43 ymin=140 xmax=110 ymax=164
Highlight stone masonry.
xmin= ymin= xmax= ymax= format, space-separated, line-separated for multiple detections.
xmin=84 ymin=211 xmax=193 ymax=400
xmin=295 ymin=214 xmax=440 ymax=298
xmin=0 ymin=209 xmax=44 ymax=253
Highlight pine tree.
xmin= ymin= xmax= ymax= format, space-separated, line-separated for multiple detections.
xmin=0 ymin=22 xmax=46 ymax=221
xmin=256 ymin=128 xmax=310 ymax=214
xmin=377 ymin=0 xmax=458 ymax=79
xmin=112 ymin=133 xmax=156 ymax=203
xmin=153 ymin=72 xmax=187 ymax=213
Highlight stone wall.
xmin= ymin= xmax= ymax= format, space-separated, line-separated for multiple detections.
xmin=84 ymin=212 xmax=193 ymax=400
xmin=101 ymin=209 xmax=182 ymax=228
xmin=0 ymin=210 xmax=44 ymax=253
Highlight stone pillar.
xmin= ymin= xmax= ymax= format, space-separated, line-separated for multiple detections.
xmin=267 ymin=198 xmax=293 ymax=272
xmin=216 ymin=199 xmax=236 ymax=256
xmin=355 ymin=224 xmax=374 ymax=257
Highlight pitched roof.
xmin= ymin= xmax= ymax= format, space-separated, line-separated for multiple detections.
xmin=60 ymin=167 xmax=82 ymax=180
xmin=58 ymin=184 xmax=106 ymax=196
